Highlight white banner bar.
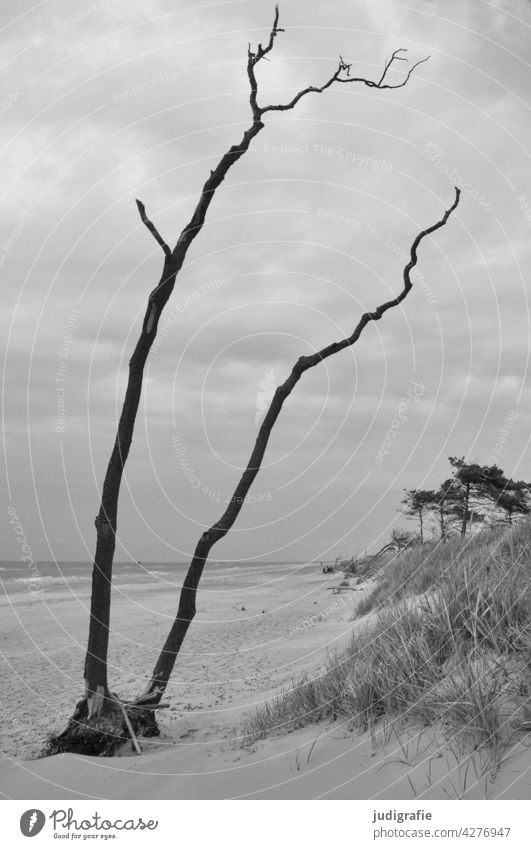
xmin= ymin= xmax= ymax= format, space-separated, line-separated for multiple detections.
xmin=1 ymin=799 xmax=527 ymax=847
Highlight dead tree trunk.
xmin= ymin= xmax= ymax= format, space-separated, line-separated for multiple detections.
xmin=51 ymin=5 xmax=434 ymax=755
xmin=143 ymin=188 xmax=461 ymax=703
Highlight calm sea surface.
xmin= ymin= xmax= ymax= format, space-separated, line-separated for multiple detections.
xmin=0 ymin=559 xmax=310 ymax=598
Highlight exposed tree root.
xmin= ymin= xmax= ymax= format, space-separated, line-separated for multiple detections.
xmin=43 ymin=694 xmax=161 ymax=757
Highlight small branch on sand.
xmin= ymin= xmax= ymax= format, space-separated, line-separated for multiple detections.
xmin=117 ymin=699 xmax=143 ymax=755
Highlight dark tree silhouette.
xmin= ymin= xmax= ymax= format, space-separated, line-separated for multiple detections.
xmin=408 ymin=460 xmax=530 ymax=540
xmin=400 ymin=488 xmax=438 ymax=543
xmin=85 ymin=5 xmax=430 ymax=720
xmin=494 ymin=484 xmax=530 ymax=524
xmin=448 ymin=457 xmax=492 ymax=537
xmin=484 ymin=471 xmax=530 ymax=525
xmin=47 ymin=7 xmax=454 ymax=757
xmin=447 ymin=458 xmax=528 ymax=534
xmin=431 ymin=476 xmax=472 ymax=539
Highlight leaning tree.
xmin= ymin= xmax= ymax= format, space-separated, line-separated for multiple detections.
xmin=49 ymin=7 xmax=460 ymax=756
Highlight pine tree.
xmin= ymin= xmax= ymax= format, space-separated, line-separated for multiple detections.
xmin=400 ymin=489 xmax=438 ymax=543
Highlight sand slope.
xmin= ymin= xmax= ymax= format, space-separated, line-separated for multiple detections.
xmin=1 ymin=713 xmax=529 ymax=800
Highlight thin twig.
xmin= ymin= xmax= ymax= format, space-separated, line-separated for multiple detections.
xmin=119 ymin=702 xmax=142 ymax=755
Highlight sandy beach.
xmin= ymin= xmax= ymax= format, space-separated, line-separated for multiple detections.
xmin=0 ymin=561 xmax=360 ymax=759
xmin=1 ymin=560 xmax=529 ymax=801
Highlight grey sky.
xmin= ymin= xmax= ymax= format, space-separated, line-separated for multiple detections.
xmin=2 ymin=0 xmax=530 ymax=563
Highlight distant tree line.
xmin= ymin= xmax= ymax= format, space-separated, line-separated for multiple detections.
xmin=397 ymin=457 xmax=530 ymax=544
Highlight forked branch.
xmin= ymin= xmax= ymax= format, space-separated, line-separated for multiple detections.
xmin=137 ymin=6 xmax=429 ymax=271
xmin=246 ymin=9 xmax=430 ymax=117
xmin=249 ymin=3 xmax=284 ymax=63
xmin=145 ymin=187 xmax=461 ymax=700
xmin=376 ymin=48 xmax=430 ymax=88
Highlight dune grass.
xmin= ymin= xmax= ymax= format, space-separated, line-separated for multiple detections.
xmin=243 ymin=522 xmax=531 ymax=764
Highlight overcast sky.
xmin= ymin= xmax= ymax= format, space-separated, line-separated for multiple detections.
xmin=2 ymin=0 xmax=530 ymax=564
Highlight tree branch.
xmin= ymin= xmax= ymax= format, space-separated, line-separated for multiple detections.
xmin=145 ymin=187 xmax=461 ymax=698
xmin=378 ymin=48 xmax=408 ymax=83
xmin=247 ymin=4 xmax=284 ymax=119
xmin=259 ymin=66 xmax=344 ymax=114
xmin=135 ymin=199 xmax=171 ymax=258
xmin=376 ymin=51 xmax=431 ymax=89
xmin=246 ymin=14 xmax=430 ymax=117
xmin=259 ymin=49 xmax=431 ymax=114
xmin=251 ymin=3 xmax=284 ymax=63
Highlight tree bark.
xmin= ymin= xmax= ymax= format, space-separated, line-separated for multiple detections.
xmin=143 ymin=188 xmax=461 ymax=702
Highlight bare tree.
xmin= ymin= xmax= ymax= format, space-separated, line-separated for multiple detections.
xmin=142 ymin=188 xmax=460 ymax=705
xmin=49 ymin=7 xmax=446 ymax=756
